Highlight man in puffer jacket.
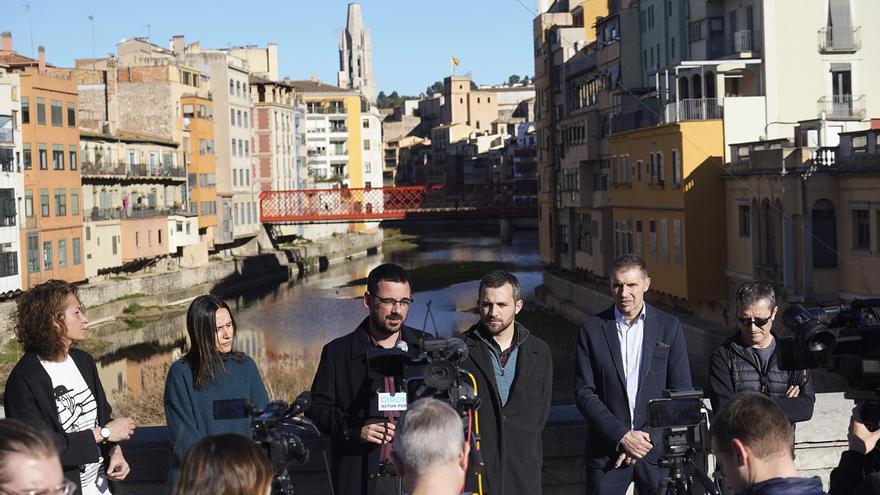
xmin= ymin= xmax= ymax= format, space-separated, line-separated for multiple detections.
xmin=711 ymin=392 xmax=827 ymax=495
xmin=709 ymin=280 xmax=815 ymax=430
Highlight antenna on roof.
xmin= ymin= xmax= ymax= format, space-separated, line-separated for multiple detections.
xmin=22 ymin=1 xmax=34 ymax=59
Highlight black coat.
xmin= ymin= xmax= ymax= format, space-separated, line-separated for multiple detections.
xmin=306 ymin=317 xmax=432 ymax=495
xmin=574 ymin=304 xmax=693 ymax=467
xmin=460 ymin=322 xmax=553 ymax=495
xmin=4 ymin=348 xmax=121 ymax=493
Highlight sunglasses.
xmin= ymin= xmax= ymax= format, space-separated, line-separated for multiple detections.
xmin=736 ymin=315 xmax=773 ymax=327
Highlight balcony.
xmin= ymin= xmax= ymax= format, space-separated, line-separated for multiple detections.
xmin=0 ymin=128 xmax=12 ymax=144
xmin=306 ymin=106 xmax=346 ymax=115
xmin=82 ymin=161 xmax=186 ymax=179
xmin=665 ymin=98 xmax=723 ymax=122
xmin=817 ymin=95 xmax=866 ymax=120
xmin=818 ymin=27 xmax=861 ymax=53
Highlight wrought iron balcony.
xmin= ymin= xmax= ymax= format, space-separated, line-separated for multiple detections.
xmin=818 ymin=27 xmax=860 ymax=53
xmin=817 ymin=95 xmax=866 ymax=120
xmin=664 ymin=98 xmax=723 ymax=122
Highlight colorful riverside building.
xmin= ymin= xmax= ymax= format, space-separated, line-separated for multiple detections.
xmin=1 ymin=35 xmax=85 ymax=288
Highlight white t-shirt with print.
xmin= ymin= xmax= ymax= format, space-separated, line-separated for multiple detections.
xmin=41 ymin=355 xmax=111 ymax=495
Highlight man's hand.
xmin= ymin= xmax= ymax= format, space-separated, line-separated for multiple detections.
xmin=360 ymin=420 xmax=395 ymax=445
xmin=617 ymin=430 xmax=653 ymax=464
xmin=848 ymin=406 xmax=880 ymax=454
xmin=785 ymin=385 xmax=801 ymax=398
xmin=106 ymin=445 xmax=130 ymax=481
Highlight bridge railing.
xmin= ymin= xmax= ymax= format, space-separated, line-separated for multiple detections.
xmin=260 ymin=182 xmax=537 ymax=223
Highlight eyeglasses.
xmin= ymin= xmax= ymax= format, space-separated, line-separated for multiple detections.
xmin=736 ymin=315 xmax=773 ymax=327
xmin=0 ymin=480 xmax=78 ymax=495
xmin=369 ymin=293 xmax=414 ymax=309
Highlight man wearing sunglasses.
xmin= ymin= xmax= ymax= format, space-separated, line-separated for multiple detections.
xmin=307 ymin=263 xmax=432 ymax=495
xmin=708 ymin=280 xmax=815 ymax=433
xmin=0 ymin=418 xmax=77 ymax=495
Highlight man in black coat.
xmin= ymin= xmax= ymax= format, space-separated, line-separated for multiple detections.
xmin=460 ymin=270 xmax=553 ymax=495
xmin=574 ymin=254 xmax=692 ymax=495
xmin=307 ymin=263 xmax=431 ymax=495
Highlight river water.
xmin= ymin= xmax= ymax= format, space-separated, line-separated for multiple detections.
xmin=94 ymin=228 xmax=542 ymax=425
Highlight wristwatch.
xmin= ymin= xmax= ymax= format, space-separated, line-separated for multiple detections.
xmin=100 ymin=426 xmax=111 ymax=443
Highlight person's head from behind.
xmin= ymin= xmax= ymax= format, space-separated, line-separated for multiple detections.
xmin=478 ymin=270 xmax=523 ymax=337
xmin=0 ymin=418 xmax=73 ymax=495
xmin=13 ymin=279 xmax=87 ymax=361
xmin=609 ymin=254 xmax=650 ymax=320
xmin=392 ymin=398 xmax=469 ymax=494
xmin=735 ymin=280 xmax=777 ymax=348
xmin=174 ymin=433 xmax=273 ymax=495
xmin=710 ymin=392 xmax=795 ymax=492
xmin=185 ymin=294 xmax=239 ymax=389
xmin=364 ymin=263 xmax=413 ymax=338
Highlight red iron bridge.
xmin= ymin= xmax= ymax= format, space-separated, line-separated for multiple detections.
xmin=259 ymin=181 xmax=537 ymax=224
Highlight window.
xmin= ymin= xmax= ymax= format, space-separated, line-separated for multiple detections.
xmin=671 ymin=149 xmax=680 ymax=185
xmin=363 ymin=119 xmax=369 ymax=128
xmin=24 ymin=190 xmax=33 ymax=217
xmin=237 ymin=110 xmax=242 ymax=127
xmin=739 ymin=204 xmax=751 ymax=237
xmin=21 ymin=96 xmax=29 ymax=124
xmin=50 ymin=100 xmax=63 ymax=126
xmin=67 ymin=102 xmax=76 ymax=127
xmin=52 ymin=145 xmax=64 ymax=170
xmin=158 ymin=229 xmax=162 ymax=244
xmin=231 ymin=138 xmax=237 ymax=157
xmin=229 ymin=79 xmax=234 ymax=94
xmin=813 ymin=200 xmax=837 ymax=268
xmin=0 ymin=189 xmax=15 ymax=226
xmin=23 ymin=143 xmax=31 ymax=169
xmin=660 ymin=218 xmax=669 ymax=263
xmin=58 ymin=239 xmax=67 ymax=268
xmin=649 ymin=219 xmax=657 ymax=260
xmin=43 ymin=241 xmax=52 ymax=270
xmin=36 ymin=97 xmax=46 ymax=125
xmin=0 ymin=244 xmax=18 ymax=277
xmin=40 ymin=189 xmax=49 ymax=217
xmin=364 ymin=162 xmax=371 ymax=174
xmin=244 ymin=111 xmax=248 ymax=127
xmin=673 ymin=219 xmax=682 ymax=266
xmin=853 ymin=209 xmax=870 ymax=250
xmin=71 ymin=188 xmax=79 ymax=216
xmin=27 ymin=235 xmax=39 ymax=273
xmin=364 ymin=140 xmax=371 ymax=151
xmin=635 ymin=220 xmax=643 ymax=256
xmin=38 ymin=144 xmax=47 ymax=169
xmin=559 ymin=225 xmax=569 ymax=253
xmin=54 ymin=189 xmax=66 ymax=216
xmin=69 ymin=146 xmax=78 ymax=170
xmin=72 ymin=238 xmax=81 ymax=265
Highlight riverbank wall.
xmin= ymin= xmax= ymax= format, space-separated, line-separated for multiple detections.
xmin=0 ymin=230 xmax=383 ymax=344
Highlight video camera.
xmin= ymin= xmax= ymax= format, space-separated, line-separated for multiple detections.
xmin=213 ymin=392 xmax=312 ymax=495
xmin=367 ymin=336 xmax=480 ymax=415
xmin=777 ymin=300 xmax=880 ymax=429
xmin=648 ymin=389 xmax=718 ymax=495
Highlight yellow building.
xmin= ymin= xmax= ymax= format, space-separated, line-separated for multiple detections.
xmin=609 ymin=119 xmax=726 ymax=312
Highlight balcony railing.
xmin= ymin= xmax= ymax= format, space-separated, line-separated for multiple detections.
xmin=0 ymin=128 xmax=12 ymax=144
xmin=306 ymin=107 xmax=346 ymax=115
xmin=82 ymin=161 xmax=186 ymax=179
xmin=665 ymin=98 xmax=723 ymax=122
xmin=818 ymin=27 xmax=861 ymax=53
xmin=817 ymin=95 xmax=866 ymax=120
xmin=730 ymin=30 xmax=755 ymax=53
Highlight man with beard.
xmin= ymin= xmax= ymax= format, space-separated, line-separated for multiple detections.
xmin=307 ymin=263 xmax=432 ymax=495
xmin=460 ymin=270 xmax=553 ymax=494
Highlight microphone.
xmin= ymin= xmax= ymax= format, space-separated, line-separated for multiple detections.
xmin=285 ymin=391 xmax=312 ymax=417
xmin=395 ymin=340 xmax=409 ymax=353
xmin=445 ymin=337 xmax=468 ymax=362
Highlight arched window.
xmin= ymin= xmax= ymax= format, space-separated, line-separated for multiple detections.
xmin=812 ymin=199 xmax=837 ymax=268
xmin=678 ymin=77 xmax=689 ymax=99
xmin=691 ymin=74 xmax=703 ymax=99
xmin=705 ymin=71 xmax=716 ymax=98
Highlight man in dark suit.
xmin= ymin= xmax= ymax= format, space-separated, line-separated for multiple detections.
xmin=307 ymin=263 xmax=432 ymax=495
xmin=460 ymin=270 xmax=553 ymax=494
xmin=574 ymin=254 xmax=692 ymax=495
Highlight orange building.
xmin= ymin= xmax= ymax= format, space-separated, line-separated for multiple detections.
xmin=182 ymin=95 xmax=218 ymax=237
xmin=1 ymin=41 xmax=84 ymax=287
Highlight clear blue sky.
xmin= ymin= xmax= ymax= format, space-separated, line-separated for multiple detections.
xmin=3 ymin=0 xmax=538 ymax=96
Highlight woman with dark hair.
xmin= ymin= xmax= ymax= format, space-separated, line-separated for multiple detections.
xmin=3 ymin=279 xmax=136 ymax=495
xmin=173 ymin=433 xmax=273 ymax=495
xmin=164 ymin=294 xmax=269 ymax=492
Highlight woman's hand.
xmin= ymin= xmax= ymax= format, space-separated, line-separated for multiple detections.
xmin=106 ymin=444 xmax=130 ymax=480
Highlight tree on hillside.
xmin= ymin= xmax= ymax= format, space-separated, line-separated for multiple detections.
xmin=508 ymin=74 xmax=521 ymax=85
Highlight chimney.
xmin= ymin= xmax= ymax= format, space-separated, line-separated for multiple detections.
xmin=37 ymin=45 xmax=46 ymax=72
xmin=171 ymin=35 xmax=185 ymax=55
xmin=0 ymin=32 xmax=11 ymax=52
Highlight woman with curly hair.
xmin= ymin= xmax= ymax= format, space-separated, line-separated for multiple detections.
xmin=3 ymin=279 xmax=136 ymax=495
xmin=164 ymin=294 xmax=269 ymax=492
xmin=173 ymin=433 xmax=273 ymax=495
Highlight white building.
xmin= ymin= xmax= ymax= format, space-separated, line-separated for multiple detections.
xmin=0 ymin=71 xmax=23 ymax=297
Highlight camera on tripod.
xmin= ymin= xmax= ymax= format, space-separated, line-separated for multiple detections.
xmin=648 ymin=388 xmax=718 ymax=495
xmin=367 ymin=336 xmax=480 ymax=415
xmin=213 ymin=392 xmax=313 ymax=494
xmin=777 ymin=300 xmax=880 ymax=429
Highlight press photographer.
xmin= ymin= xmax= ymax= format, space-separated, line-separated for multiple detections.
xmin=829 ymin=405 xmax=880 ymax=495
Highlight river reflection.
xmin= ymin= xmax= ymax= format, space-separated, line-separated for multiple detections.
xmin=97 ymin=228 xmax=540 ymax=425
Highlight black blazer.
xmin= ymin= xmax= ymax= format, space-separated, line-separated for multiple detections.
xmin=306 ymin=317 xmax=432 ymax=495
xmin=573 ymin=304 xmax=692 ymax=467
xmin=4 ymin=348 xmax=120 ymax=493
xmin=460 ymin=322 xmax=553 ymax=495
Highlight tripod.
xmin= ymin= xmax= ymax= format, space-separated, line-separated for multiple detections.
xmin=656 ymin=448 xmax=720 ymax=495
